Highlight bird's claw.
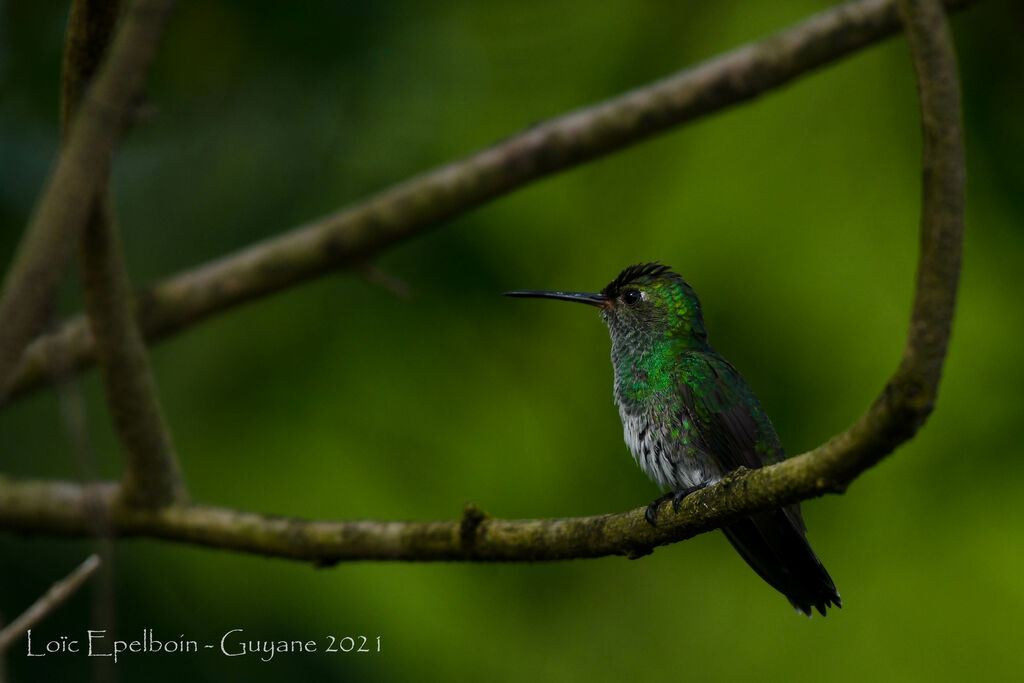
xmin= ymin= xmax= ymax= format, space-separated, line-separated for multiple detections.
xmin=670 ymin=484 xmax=706 ymax=511
xmin=644 ymin=492 xmax=675 ymax=526
xmin=646 ymin=485 xmax=709 ymax=525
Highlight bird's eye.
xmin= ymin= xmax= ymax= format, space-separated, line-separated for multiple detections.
xmin=622 ymin=289 xmax=642 ymax=306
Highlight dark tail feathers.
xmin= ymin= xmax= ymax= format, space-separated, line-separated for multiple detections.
xmin=721 ymin=507 xmax=841 ymax=616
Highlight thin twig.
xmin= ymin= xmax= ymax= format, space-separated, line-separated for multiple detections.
xmin=0 ymin=0 xmax=178 ymax=404
xmin=2 ymin=0 xmax=980 ymax=404
xmin=46 ymin=322 xmax=120 ymax=682
xmin=49 ymin=353 xmax=120 ymax=683
xmin=0 ymin=555 xmax=102 ymax=651
xmin=358 ymin=264 xmax=414 ymax=299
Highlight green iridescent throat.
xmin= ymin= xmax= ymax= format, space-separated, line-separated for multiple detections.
xmin=615 ymin=338 xmax=690 ymax=406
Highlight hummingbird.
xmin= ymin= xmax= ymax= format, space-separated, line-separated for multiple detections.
xmin=506 ymin=262 xmax=840 ymax=616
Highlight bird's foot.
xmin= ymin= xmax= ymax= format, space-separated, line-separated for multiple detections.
xmin=671 ymin=484 xmax=707 ymax=512
xmin=645 ymin=492 xmax=675 ymax=526
xmin=644 ymin=484 xmax=708 ymax=526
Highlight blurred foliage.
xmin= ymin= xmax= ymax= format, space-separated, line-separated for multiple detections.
xmin=1 ymin=0 xmax=1022 ymax=680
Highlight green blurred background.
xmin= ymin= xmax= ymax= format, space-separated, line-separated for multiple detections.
xmin=2 ymin=0 xmax=1022 ymax=680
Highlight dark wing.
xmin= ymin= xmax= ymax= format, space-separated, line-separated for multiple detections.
xmin=678 ymin=352 xmax=841 ymax=614
xmin=676 ymin=351 xmax=785 ymax=473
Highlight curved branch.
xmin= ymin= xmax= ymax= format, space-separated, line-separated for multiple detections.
xmin=0 ymin=0 xmax=177 ymax=403
xmin=3 ymin=0 xmax=979 ymax=404
xmin=0 ymin=0 xmax=964 ymax=563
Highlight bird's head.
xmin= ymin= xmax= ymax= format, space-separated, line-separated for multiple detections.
xmin=505 ymin=262 xmax=708 ymax=347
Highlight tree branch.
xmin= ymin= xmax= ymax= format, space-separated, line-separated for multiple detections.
xmin=0 ymin=0 xmax=177 ymax=404
xmin=78 ymin=199 xmax=187 ymax=506
xmin=0 ymin=474 xmax=829 ymax=563
xmin=0 ymin=554 xmax=101 ymax=652
xmin=64 ymin=0 xmax=187 ymax=507
xmin=0 ymin=0 xmax=964 ymax=564
xmin=2 ymin=0 xmax=979 ymax=404
xmin=60 ymin=0 xmax=121 ymax=137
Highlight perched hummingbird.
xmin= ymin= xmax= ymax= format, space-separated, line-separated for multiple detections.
xmin=506 ymin=262 xmax=840 ymax=616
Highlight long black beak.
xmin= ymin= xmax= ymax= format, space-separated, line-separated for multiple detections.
xmin=503 ymin=289 xmax=608 ymax=307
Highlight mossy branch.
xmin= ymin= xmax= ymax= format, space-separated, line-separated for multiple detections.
xmin=3 ymin=0 xmax=979 ymax=404
xmin=0 ymin=0 xmax=963 ymax=563
xmin=0 ymin=475 xmax=788 ymax=563
xmin=63 ymin=0 xmax=187 ymax=507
